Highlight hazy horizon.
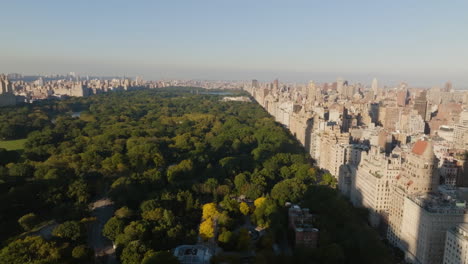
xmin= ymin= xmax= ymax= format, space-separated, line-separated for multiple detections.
xmin=1 ymin=0 xmax=467 ymax=88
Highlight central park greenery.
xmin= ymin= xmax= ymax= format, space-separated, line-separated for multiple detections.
xmin=0 ymin=88 xmax=396 ymax=263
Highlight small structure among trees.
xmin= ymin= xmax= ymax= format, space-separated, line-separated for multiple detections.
xmin=288 ymin=205 xmax=319 ymax=248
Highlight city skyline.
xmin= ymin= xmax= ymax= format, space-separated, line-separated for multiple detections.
xmin=1 ymin=0 xmax=468 ymax=87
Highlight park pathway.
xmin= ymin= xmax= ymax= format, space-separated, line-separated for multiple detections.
xmin=88 ymin=198 xmax=117 ymax=264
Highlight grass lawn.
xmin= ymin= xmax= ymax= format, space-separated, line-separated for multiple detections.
xmin=0 ymin=138 xmax=27 ymax=151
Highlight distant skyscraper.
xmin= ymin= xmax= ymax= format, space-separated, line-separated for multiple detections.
xmin=371 ymin=78 xmax=379 ymax=95
xmin=252 ymin=79 xmax=259 ymax=89
xmin=0 ymin=74 xmax=16 ymax=106
xmin=273 ymin=79 xmax=279 ymax=91
xmin=396 ymin=89 xmax=409 ymax=107
xmin=308 ymin=81 xmax=316 ymax=102
xmin=444 ymin=81 xmax=453 ymax=92
xmin=337 ymin=78 xmax=344 ymax=95
xmin=414 ymin=91 xmax=429 ymax=121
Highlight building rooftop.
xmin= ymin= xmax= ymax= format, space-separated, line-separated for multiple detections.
xmin=289 ymin=205 xmax=318 ymax=232
xmin=173 ymin=245 xmax=213 ymax=264
xmin=408 ymin=192 xmax=468 ymax=215
xmin=412 ymin=140 xmax=428 ymax=155
xmin=449 ymin=224 xmax=468 ymax=240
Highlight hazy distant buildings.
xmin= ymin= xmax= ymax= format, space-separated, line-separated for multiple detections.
xmin=0 ymin=74 xmax=16 ymax=107
xmin=397 ymin=88 xmax=409 ymax=107
xmin=252 ymin=79 xmax=259 ymax=89
xmin=372 ymin=78 xmax=379 ymax=97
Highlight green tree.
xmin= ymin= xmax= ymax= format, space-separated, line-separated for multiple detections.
xmin=71 ymin=245 xmax=93 ymax=260
xmin=52 ymin=221 xmax=84 ymax=241
xmin=121 ymin=240 xmax=149 ymax=264
xmin=218 ymin=229 xmax=236 ymax=250
xmin=220 ymin=195 xmax=240 ymax=213
xmin=142 ymin=208 xmax=164 ymax=221
xmin=239 ymin=202 xmax=250 ymax=215
xmin=234 ymin=173 xmax=248 ymax=191
xmin=115 ymin=206 xmax=135 ymax=219
xmin=320 ymin=172 xmax=337 ymax=188
xmin=67 ymin=178 xmax=90 ymax=204
xmin=103 ymin=216 xmax=125 ymax=241
xmin=167 ymin=159 xmax=193 ymax=184
xmin=0 ymin=236 xmax=61 ymax=264
xmin=236 ymin=228 xmax=250 ymax=251
xmin=8 ymin=163 xmax=34 ymax=178
xmin=271 ymin=179 xmax=307 ymax=205
xmin=18 ymin=213 xmax=39 ymax=231
xmin=142 ymin=250 xmax=180 ymax=264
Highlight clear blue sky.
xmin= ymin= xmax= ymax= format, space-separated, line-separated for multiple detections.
xmin=1 ymin=0 xmax=467 ymax=87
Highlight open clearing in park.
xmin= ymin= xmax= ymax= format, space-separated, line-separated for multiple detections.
xmin=0 ymin=139 xmax=26 ymax=151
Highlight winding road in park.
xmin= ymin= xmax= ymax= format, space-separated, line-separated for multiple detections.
xmin=88 ymin=198 xmax=118 ymax=264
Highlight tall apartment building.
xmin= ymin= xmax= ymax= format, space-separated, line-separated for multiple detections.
xmin=387 ymin=141 xmax=439 ymax=246
xmin=316 ymin=127 xmax=350 ymax=177
xmin=414 ymin=91 xmax=429 ymax=121
xmin=453 ymin=124 xmax=468 ymax=151
xmin=443 ymin=224 xmax=468 ymax=264
xmin=384 ymin=106 xmax=402 ymax=131
xmin=351 ymin=146 xmax=401 ymax=227
xmin=398 ymin=193 xmax=468 ymax=264
xmin=386 ymin=140 xmax=468 ymax=264
xmin=0 ymin=74 xmax=16 ymax=107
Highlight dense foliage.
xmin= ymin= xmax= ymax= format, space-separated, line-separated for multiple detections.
xmin=0 ymin=88 xmax=395 ymax=263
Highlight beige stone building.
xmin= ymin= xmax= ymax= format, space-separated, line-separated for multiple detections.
xmin=386 ymin=140 xmax=468 ymax=264
xmin=316 ymin=127 xmax=350 ymax=177
xmin=351 ymin=146 xmax=401 ymax=227
xmin=398 ymin=194 xmax=468 ymax=264
xmin=444 ymin=224 xmax=468 ymax=264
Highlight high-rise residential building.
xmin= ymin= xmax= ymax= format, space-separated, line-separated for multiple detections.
xmin=460 ymin=110 xmax=468 ymax=126
xmin=316 ymin=127 xmax=350 ymax=177
xmin=398 ymin=192 xmax=468 ymax=264
xmin=444 ymin=81 xmax=453 ymax=92
xmin=0 ymin=74 xmax=16 ymax=107
xmin=414 ymin=91 xmax=429 ymax=121
xmin=387 ymin=140 xmax=438 ymax=243
xmin=308 ymin=81 xmax=317 ymax=103
xmin=453 ymin=125 xmax=468 ymax=151
xmin=252 ymin=79 xmax=259 ymax=89
xmin=370 ymin=103 xmax=380 ymax=124
xmin=351 ymin=146 xmax=401 ymax=227
xmin=456 ymin=152 xmax=468 ymax=187
xmin=385 ymin=140 xmax=466 ymax=264
xmin=443 ymin=224 xmax=468 ymax=264
xmin=372 ymin=78 xmax=379 ymax=96
xmin=384 ymin=106 xmax=401 ymax=131
xmin=273 ymin=79 xmax=279 ymax=91
xmin=397 ymin=89 xmax=409 ymax=107
xmin=337 ymin=77 xmax=344 ymax=95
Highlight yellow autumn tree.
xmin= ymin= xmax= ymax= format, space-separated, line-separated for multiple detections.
xmin=202 ymin=203 xmax=219 ymax=220
xmin=239 ymin=202 xmax=250 ymax=215
xmin=254 ymin=197 xmax=266 ymax=208
xmin=199 ymin=218 xmax=214 ymax=240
